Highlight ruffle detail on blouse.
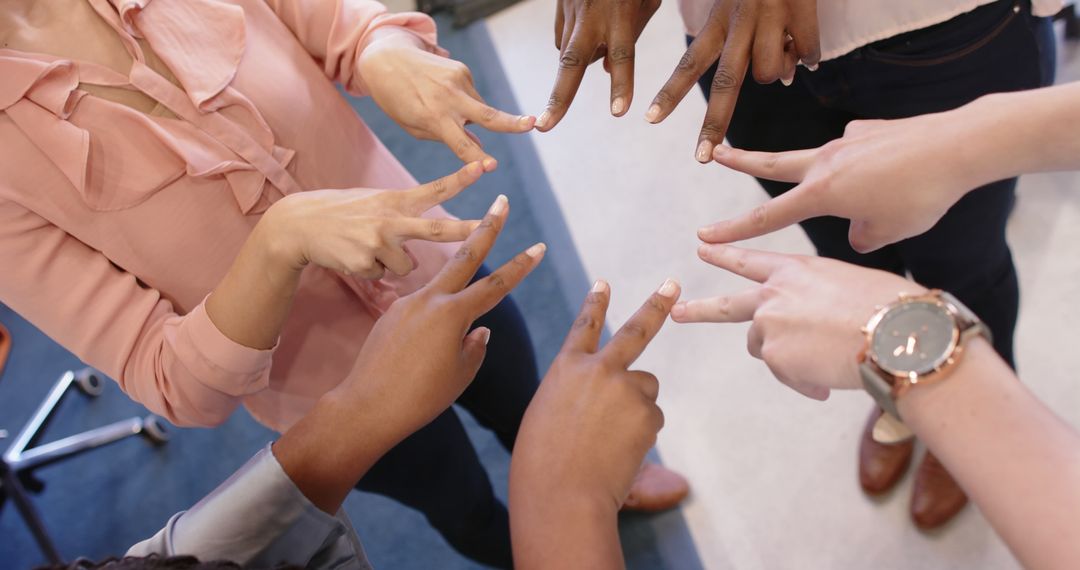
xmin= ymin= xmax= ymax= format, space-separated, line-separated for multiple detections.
xmin=109 ymin=0 xmax=246 ymax=111
xmin=0 ymin=56 xmax=293 ymax=213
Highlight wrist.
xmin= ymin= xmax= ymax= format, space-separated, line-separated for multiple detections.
xmin=951 ymin=93 xmax=1024 ymax=192
xmin=255 ymin=203 xmax=307 ymax=273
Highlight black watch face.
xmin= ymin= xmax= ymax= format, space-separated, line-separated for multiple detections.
xmin=871 ymin=301 xmax=957 ymax=376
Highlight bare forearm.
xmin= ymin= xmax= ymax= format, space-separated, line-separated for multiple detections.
xmin=271 ymin=390 xmax=396 ymax=514
xmin=510 ymin=489 xmax=623 ymax=569
xmin=899 ymin=338 xmax=1080 ymax=569
xmin=961 ymin=82 xmax=1080 ymax=188
xmin=205 ymin=220 xmax=302 ymax=350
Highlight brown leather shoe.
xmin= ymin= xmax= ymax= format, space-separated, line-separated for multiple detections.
xmin=911 ymin=451 xmax=968 ymax=529
xmin=859 ymin=406 xmax=915 ymax=495
xmin=621 ymin=462 xmax=690 ymax=512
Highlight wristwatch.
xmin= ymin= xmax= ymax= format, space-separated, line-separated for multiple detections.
xmin=859 ymin=290 xmax=991 ymax=442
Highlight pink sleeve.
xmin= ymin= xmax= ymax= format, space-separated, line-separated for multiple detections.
xmin=263 ymin=0 xmax=445 ymax=97
xmin=0 ymin=199 xmax=272 ymax=427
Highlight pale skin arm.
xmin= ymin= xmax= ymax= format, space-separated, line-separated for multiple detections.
xmin=700 ymin=81 xmax=1080 ymax=252
xmin=204 ymin=163 xmax=486 ymax=349
xmin=899 ymin=339 xmax=1080 ymax=570
xmin=674 ymin=244 xmax=1080 ymax=568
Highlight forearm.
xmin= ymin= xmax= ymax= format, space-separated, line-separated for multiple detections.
xmin=205 ymin=220 xmax=302 ymax=350
xmin=271 ymin=390 xmax=397 ymax=514
xmin=510 ymin=485 xmax=623 ymax=569
xmin=959 ymin=82 xmax=1080 ymax=189
xmin=899 ymin=338 xmax=1080 ymax=569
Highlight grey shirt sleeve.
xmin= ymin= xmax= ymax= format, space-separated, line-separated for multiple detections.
xmin=127 ymin=444 xmax=372 ymax=570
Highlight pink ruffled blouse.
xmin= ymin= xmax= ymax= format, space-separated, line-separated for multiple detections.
xmin=0 ymin=0 xmax=457 ymax=431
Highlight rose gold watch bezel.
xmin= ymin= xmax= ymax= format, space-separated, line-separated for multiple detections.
xmin=859 ymin=290 xmax=963 ymax=400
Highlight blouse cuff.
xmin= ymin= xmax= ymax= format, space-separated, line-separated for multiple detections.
xmin=169 ymin=299 xmax=275 ymax=396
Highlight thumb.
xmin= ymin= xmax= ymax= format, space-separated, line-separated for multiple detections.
xmin=461 ymin=326 xmax=491 ymax=382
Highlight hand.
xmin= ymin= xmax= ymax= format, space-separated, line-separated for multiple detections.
xmin=647 ymin=0 xmax=820 ymax=162
xmin=672 ymin=244 xmax=922 ymax=400
xmin=261 ymin=163 xmax=485 ymax=280
xmin=512 ymin=278 xmax=678 ymax=512
xmin=536 ymin=0 xmax=662 ymax=131
xmin=699 ymin=113 xmax=984 ymax=252
xmin=358 ymin=36 xmax=535 ymax=164
xmin=275 ymin=194 xmax=546 ymax=513
xmin=332 ymin=193 xmax=546 ymax=444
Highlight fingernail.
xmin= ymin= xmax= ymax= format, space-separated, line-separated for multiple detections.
xmin=489 ymin=194 xmax=507 ymax=215
xmin=697 ymin=243 xmax=713 ymax=258
xmin=645 ymin=104 xmax=661 ymax=123
xmin=536 ymin=110 xmax=551 ymax=129
xmin=712 ymin=144 xmax=728 ymax=158
xmin=519 ymin=115 xmax=536 ymax=128
xmin=466 ymin=161 xmax=483 ymax=175
xmin=611 ymin=97 xmax=626 ymax=116
xmin=696 ymin=141 xmax=712 ymax=163
xmin=482 ymin=157 xmax=498 ymax=171
xmin=657 ymin=278 xmax=679 ymax=298
xmin=671 ymin=301 xmax=686 ymax=318
xmin=526 ymin=242 xmax=547 ymax=258
xmin=591 ymin=280 xmax=609 ymax=294
xmin=697 ymin=225 xmax=714 ymax=239
xmin=781 ymin=76 xmax=793 ymax=87
xmin=478 ymin=327 xmax=491 ymax=346
xmin=807 ymin=62 xmax=819 ymax=72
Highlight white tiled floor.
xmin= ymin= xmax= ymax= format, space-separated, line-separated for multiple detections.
xmin=486 ymin=2 xmax=1080 ymax=568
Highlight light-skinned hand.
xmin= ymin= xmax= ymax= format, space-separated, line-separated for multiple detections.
xmin=700 ymin=112 xmax=985 ymax=252
xmin=647 ymin=0 xmax=820 ymax=162
xmin=672 ymin=244 xmax=923 ymax=400
xmin=260 ymin=163 xmax=487 ymax=280
xmin=537 ymin=0 xmax=663 ymax=130
xmin=358 ymin=35 xmax=535 ymax=164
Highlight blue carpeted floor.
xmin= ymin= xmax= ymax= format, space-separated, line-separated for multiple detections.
xmin=0 ymin=15 xmax=699 ymax=570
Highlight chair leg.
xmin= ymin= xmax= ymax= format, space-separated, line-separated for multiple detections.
xmin=1 ymin=467 xmax=63 ymax=564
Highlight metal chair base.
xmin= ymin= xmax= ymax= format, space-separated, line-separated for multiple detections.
xmin=1 ymin=369 xmax=169 ymax=564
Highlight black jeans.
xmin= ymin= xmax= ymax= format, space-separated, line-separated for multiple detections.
xmin=354 ymin=265 xmax=539 ymax=568
xmin=694 ymin=0 xmax=1056 ymax=367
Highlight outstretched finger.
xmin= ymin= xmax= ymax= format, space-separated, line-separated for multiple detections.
xmin=608 ymin=11 xmax=636 ymax=117
xmin=458 ymin=93 xmax=535 ymax=133
xmin=696 ymin=244 xmax=788 ymax=283
xmin=695 ymin=27 xmax=753 ymax=162
xmin=438 ymin=119 xmax=491 ymax=164
xmin=458 ymin=242 xmax=546 ymax=317
xmin=647 ymin=16 xmax=726 ymax=125
xmin=537 ymin=29 xmax=597 ymax=131
xmin=562 ymin=280 xmax=611 ymax=354
xmin=671 ymin=288 xmax=761 ymax=323
xmin=604 ymin=279 xmax=680 ymax=368
xmin=393 ymin=217 xmax=480 ymax=244
xmin=712 ymin=144 xmax=817 ymax=182
xmin=697 ymin=183 xmax=823 ymax=243
xmin=429 ymin=195 xmax=508 ymax=293
xmin=402 ymin=162 xmax=484 ymax=214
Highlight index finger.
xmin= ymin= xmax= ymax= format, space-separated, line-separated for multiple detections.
xmin=428 ymin=194 xmax=508 ymax=293
xmin=697 ymin=182 xmax=823 ymax=243
xmin=537 ymin=28 xmax=598 ymax=131
xmin=647 ymin=23 xmax=725 ymax=124
xmin=602 ymin=279 xmax=680 ymax=368
xmin=402 ymin=162 xmax=485 ymax=214
xmin=561 ymin=280 xmax=611 ymax=354
xmin=696 ymin=244 xmax=788 ymax=283
xmin=695 ymin=27 xmax=753 ymax=162
xmin=711 ymin=144 xmax=818 ymax=182
xmin=457 ymin=241 xmax=547 ymax=317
